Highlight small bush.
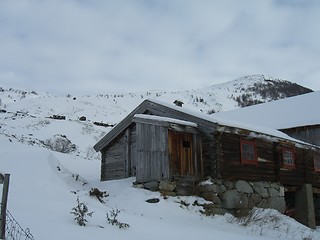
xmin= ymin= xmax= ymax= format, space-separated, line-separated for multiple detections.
xmin=70 ymin=197 xmax=93 ymax=226
xmin=89 ymin=188 xmax=109 ymax=203
xmin=106 ymin=209 xmax=130 ymax=229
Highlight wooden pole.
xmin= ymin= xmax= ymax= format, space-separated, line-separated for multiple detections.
xmin=0 ymin=174 xmax=10 ymax=240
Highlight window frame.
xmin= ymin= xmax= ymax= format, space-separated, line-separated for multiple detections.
xmin=281 ymin=147 xmax=295 ymax=169
xmin=313 ymin=153 xmax=320 ymax=172
xmin=240 ymin=139 xmax=257 ymax=165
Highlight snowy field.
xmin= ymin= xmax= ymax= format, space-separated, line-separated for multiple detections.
xmin=1 ymin=136 xmax=319 ymax=240
xmin=0 ymin=81 xmax=319 ymax=239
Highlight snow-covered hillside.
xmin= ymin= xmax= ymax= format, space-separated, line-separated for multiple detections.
xmin=0 ymin=75 xmax=312 ymax=161
xmin=0 ymin=75 xmax=319 ymax=239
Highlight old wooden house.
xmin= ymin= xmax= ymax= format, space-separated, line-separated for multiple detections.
xmin=94 ymin=99 xmax=320 ymax=227
xmin=94 ymin=98 xmax=319 ymax=183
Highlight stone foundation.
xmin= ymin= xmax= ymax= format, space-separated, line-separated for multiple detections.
xmin=141 ymin=178 xmax=286 ymax=216
xmin=197 ymin=179 xmax=285 ymax=216
xmin=295 ymin=184 xmax=316 ymax=228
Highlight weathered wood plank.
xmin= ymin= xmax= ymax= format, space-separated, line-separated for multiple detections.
xmin=135 ymin=122 xmax=169 ymax=182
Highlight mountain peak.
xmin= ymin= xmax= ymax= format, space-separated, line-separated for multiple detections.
xmin=227 ymin=74 xmax=313 ymax=108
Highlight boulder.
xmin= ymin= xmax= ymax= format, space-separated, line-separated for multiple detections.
xmin=268 ymin=187 xmax=280 ymax=197
xmin=249 ymin=193 xmax=262 ymax=208
xmin=44 ymin=134 xmax=76 ymax=153
xmin=200 ymin=192 xmax=222 ymax=206
xmin=159 ymin=180 xmax=176 ymax=192
xmin=221 ymin=190 xmax=241 ymax=209
xmin=235 ymin=180 xmax=253 ymax=194
xmin=252 ymin=182 xmax=269 ymax=198
xmin=224 ymin=181 xmax=234 ymax=190
xmin=143 ymin=181 xmax=159 ymax=191
xmin=197 ymin=183 xmax=226 ymax=194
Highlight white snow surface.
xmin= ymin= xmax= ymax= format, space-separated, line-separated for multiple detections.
xmin=0 ymin=82 xmax=320 ymax=239
xmin=214 ymin=91 xmax=320 ymax=129
xmin=134 ymin=114 xmax=198 ymax=127
xmin=1 ymin=136 xmax=319 ymax=240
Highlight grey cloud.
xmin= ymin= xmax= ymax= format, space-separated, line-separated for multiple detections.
xmin=0 ymin=0 xmax=320 ymax=94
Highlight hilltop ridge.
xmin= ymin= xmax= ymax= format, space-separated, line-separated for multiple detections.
xmin=0 ymin=74 xmax=313 ymax=114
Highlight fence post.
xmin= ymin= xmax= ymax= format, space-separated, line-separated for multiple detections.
xmin=0 ymin=174 xmax=10 ymax=240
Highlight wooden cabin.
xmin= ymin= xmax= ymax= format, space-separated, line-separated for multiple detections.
xmin=94 ymin=99 xmax=216 ymax=182
xmin=94 ymin=98 xmax=320 ymax=227
xmin=94 ymin=99 xmax=320 ymax=186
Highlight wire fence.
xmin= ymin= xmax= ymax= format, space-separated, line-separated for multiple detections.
xmin=4 ymin=209 xmax=34 ymax=240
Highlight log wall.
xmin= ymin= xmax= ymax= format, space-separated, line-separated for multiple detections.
xmin=217 ymin=132 xmax=278 ymax=182
xmin=278 ymin=145 xmax=306 ymax=186
xmin=216 ymin=132 xmax=318 ymax=187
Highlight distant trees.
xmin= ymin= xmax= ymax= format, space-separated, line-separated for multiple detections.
xmin=234 ymin=80 xmax=313 ymax=108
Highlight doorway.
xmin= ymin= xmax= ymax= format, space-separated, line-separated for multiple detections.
xmin=168 ymin=130 xmax=194 ymax=176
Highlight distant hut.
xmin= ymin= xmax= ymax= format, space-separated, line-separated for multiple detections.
xmin=173 ymin=100 xmax=184 ymax=107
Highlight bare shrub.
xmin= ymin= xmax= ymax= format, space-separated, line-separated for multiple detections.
xmin=106 ymin=209 xmax=130 ymax=229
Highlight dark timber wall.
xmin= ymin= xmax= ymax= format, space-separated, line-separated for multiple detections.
xmin=217 ymin=132 xmax=278 ymax=182
xmin=277 ymin=144 xmax=306 ymax=187
xmin=215 ymin=131 xmax=320 ymax=188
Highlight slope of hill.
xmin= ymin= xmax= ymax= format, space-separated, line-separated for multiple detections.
xmin=0 ymin=74 xmax=313 ymax=161
xmin=0 ymin=75 xmax=318 ymax=239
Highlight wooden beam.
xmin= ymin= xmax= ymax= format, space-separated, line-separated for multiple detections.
xmin=1 ymin=174 xmax=10 ymax=240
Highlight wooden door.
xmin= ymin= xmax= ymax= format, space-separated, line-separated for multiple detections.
xmin=168 ymin=130 xmax=194 ymax=176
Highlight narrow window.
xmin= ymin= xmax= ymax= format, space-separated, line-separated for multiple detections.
xmin=240 ymin=139 xmax=257 ymax=165
xmin=314 ymin=153 xmax=320 ymax=172
xmin=282 ymin=148 xmax=295 ymax=169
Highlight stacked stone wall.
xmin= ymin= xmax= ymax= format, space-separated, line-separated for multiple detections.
xmin=141 ymin=178 xmax=286 ymax=217
xmin=197 ymin=179 xmax=285 ymax=216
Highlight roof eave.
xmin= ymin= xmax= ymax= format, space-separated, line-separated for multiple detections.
xmin=93 ymin=100 xmax=151 ymax=152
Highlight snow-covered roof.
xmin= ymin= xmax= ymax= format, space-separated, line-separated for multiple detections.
xmin=148 ymin=99 xmax=311 ymax=145
xmin=213 ymin=91 xmax=320 ymax=130
xmin=95 ymin=98 xmax=315 ymax=152
xmin=134 ymin=114 xmax=198 ymax=128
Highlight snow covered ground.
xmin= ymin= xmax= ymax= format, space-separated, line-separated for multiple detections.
xmin=1 ymin=135 xmax=319 ymax=240
xmin=0 ymin=80 xmax=319 ymax=239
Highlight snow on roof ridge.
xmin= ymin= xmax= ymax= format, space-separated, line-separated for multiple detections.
xmin=134 ymin=114 xmax=198 ymax=127
xmin=146 ymin=98 xmax=315 ymax=147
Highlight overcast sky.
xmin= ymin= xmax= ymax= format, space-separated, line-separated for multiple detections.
xmin=0 ymin=0 xmax=320 ymax=95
